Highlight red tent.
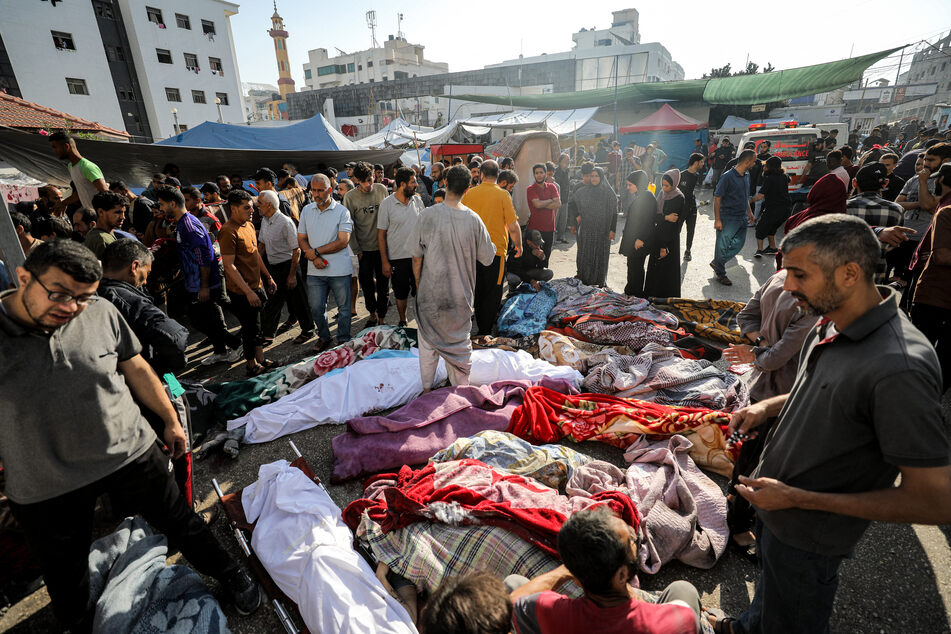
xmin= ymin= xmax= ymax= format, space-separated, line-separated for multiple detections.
xmin=619 ymin=104 xmax=707 ymax=133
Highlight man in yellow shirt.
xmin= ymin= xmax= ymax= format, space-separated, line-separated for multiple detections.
xmin=461 ymin=160 xmax=522 ymax=335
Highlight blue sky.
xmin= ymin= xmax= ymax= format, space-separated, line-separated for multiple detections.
xmin=230 ymin=1 xmax=951 ymax=89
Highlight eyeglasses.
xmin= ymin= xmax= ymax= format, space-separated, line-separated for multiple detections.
xmin=31 ymin=273 xmax=98 ymax=306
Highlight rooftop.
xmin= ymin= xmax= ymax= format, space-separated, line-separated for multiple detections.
xmin=0 ymin=92 xmax=130 ymax=139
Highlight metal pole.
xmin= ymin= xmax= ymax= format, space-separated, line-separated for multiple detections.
xmin=412 ymin=130 xmax=422 ymax=168
xmin=613 ymin=54 xmax=619 ymax=140
xmin=0 ymin=200 xmax=25 ymax=280
xmin=895 ymin=47 xmax=905 ymax=88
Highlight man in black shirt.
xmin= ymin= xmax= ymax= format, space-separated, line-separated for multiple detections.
xmin=712 ymin=138 xmax=735 ymax=190
xmin=505 ymin=229 xmax=553 ymax=291
xmin=679 ymin=154 xmax=704 ymax=261
xmin=879 ymin=152 xmax=905 ymax=201
xmin=110 ymin=181 xmax=155 ymax=238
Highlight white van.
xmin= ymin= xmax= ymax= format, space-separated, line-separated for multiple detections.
xmin=732 ymin=125 xmax=825 ymax=190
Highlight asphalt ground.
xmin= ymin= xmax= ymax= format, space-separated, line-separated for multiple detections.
xmin=3 ymin=185 xmax=950 ymax=633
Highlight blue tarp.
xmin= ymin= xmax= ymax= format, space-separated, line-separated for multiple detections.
xmin=619 ymin=129 xmax=709 ymax=171
xmin=155 ymin=114 xmax=359 ymax=151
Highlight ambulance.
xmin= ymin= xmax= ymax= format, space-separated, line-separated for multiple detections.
xmin=732 ymin=121 xmax=824 ymax=190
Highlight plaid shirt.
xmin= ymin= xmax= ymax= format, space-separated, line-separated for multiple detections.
xmin=846 ymin=193 xmax=905 ymax=228
xmin=846 ymin=193 xmax=905 ymax=282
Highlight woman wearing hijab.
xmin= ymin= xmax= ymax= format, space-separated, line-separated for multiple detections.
xmin=752 ymin=156 xmax=791 ymax=256
xmin=572 ymin=166 xmax=618 ymax=286
xmin=783 ymin=173 xmax=848 ymax=233
xmin=618 ymin=170 xmax=657 ymax=297
xmin=644 ymin=169 xmax=685 ymax=297
xmin=554 ymin=153 xmax=572 ymax=242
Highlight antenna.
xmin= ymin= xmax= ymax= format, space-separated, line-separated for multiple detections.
xmin=397 ymin=13 xmax=404 ymax=40
xmin=366 ymin=10 xmax=378 ymax=48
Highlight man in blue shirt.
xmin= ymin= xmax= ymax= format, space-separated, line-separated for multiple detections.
xmin=156 ymin=188 xmax=241 ymax=365
xmin=297 ymin=174 xmax=354 ymax=351
xmin=711 ymin=150 xmax=757 ymax=286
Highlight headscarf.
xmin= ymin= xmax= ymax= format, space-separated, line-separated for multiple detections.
xmin=784 ymin=173 xmax=847 ymax=233
xmin=626 ymin=169 xmax=650 ymax=194
xmin=656 ymin=168 xmax=684 ymax=215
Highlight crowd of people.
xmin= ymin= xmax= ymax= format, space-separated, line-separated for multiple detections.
xmin=1 ymin=117 xmax=950 ymax=633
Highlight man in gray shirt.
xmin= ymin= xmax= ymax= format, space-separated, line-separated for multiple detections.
xmin=378 ymin=166 xmax=423 ymax=327
xmin=343 ymin=161 xmax=390 ymax=326
xmin=712 ymin=215 xmax=951 ymax=634
xmin=0 ymin=241 xmax=260 ymax=630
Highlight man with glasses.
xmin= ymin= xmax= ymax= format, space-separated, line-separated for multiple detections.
xmin=0 ymin=240 xmax=261 ymax=631
xmin=298 ymin=174 xmax=354 ymax=352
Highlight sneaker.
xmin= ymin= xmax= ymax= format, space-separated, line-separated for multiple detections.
xmin=313 ymin=338 xmax=333 ymax=354
xmin=754 ymin=250 xmax=764 ymax=258
xmin=717 ymin=275 xmax=733 ymax=286
xmin=683 ymin=250 xmax=692 ymax=262
xmin=222 ymin=569 xmax=261 ymax=616
xmin=762 ymin=247 xmax=779 ymax=255
xmin=201 ymin=349 xmax=242 ymax=366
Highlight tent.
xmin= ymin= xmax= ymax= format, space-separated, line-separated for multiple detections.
xmin=457 ymin=108 xmax=612 ymax=137
xmin=618 ymin=104 xmax=708 ymax=170
xmin=0 ymin=126 xmax=402 ymax=188
xmin=356 ymin=118 xmax=434 ymax=149
xmin=156 ymin=114 xmax=359 ymax=151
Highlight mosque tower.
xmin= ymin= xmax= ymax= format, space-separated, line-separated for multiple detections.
xmin=269 ymin=1 xmax=295 ymax=100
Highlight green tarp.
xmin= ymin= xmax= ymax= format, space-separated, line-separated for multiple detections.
xmin=452 ymin=48 xmax=901 ymax=109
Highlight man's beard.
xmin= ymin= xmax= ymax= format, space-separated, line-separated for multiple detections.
xmin=792 ymin=279 xmax=846 ymax=316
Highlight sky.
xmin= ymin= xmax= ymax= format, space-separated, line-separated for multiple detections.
xmin=230 ymin=1 xmax=951 ymax=90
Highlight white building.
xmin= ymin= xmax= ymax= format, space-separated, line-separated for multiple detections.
xmin=486 ymin=9 xmax=684 ymax=89
xmin=243 ymin=82 xmax=280 ymax=122
xmin=0 ymin=0 xmax=246 ymax=142
xmin=302 ymin=36 xmax=448 ymax=91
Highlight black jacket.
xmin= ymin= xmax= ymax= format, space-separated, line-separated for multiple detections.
xmin=98 ymin=278 xmax=188 ymax=374
xmin=619 ymin=171 xmax=658 ymax=257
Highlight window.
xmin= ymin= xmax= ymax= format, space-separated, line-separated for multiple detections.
xmin=165 ymin=87 xmax=181 ymax=102
xmin=596 ymin=38 xmax=612 ymax=46
xmin=105 ymin=45 xmax=125 ymax=62
xmin=347 ymin=63 xmax=355 ymax=72
xmin=385 ymin=59 xmax=394 ymax=65
xmin=66 ymin=77 xmax=88 ymax=95
xmin=358 ymin=64 xmax=362 ymax=71
xmin=184 ymin=53 xmax=199 ymax=70
xmin=201 ymin=19 xmax=216 ymax=35
xmin=209 ymin=57 xmax=222 ymax=72
xmin=192 ymin=90 xmax=206 ymax=104
xmin=367 ymin=60 xmax=373 ymax=67
xmin=394 ymin=71 xmax=408 ymax=80
xmin=146 ymin=6 xmax=163 ymax=26
xmin=51 ymin=31 xmax=75 ymax=51
xmin=156 ymin=48 xmax=173 ymax=64
xmin=215 ymin=92 xmax=229 ymax=105
xmin=304 ymin=69 xmax=312 ymax=80
xmin=178 ymin=124 xmax=188 ymax=132
xmin=93 ymin=1 xmax=114 ymax=19
xmin=317 ymin=64 xmax=346 ymax=76
xmin=175 ymin=13 xmax=191 ymax=29
xmin=117 ymin=88 xmax=136 ymax=102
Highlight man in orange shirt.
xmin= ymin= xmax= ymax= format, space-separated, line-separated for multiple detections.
xmin=460 ymin=160 xmax=522 ymax=335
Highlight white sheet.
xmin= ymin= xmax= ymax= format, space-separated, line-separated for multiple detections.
xmin=242 ymin=460 xmax=418 ymax=634
xmin=229 ymin=348 xmax=581 ymax=445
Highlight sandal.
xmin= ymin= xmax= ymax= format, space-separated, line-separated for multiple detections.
xmin=366 ymin=316 xmax=379 ymax=327
xmin=397 ymin=320 xmax=408 ymax=327
xmin=246 ymin=364 xmax=268 ymax=377
xmin=705 ymin=608 xmax=736 ymax=634
xmin=293 ymin=331 xmax=315 ymax=344
xmin=729 ymin=536 xmax=758 ymax=564
xmin=260 ymin=359 xmax=279 ymax=370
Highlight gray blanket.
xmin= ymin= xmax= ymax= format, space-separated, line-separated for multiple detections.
xmin=88 ymin=517 xmax=230 ymax=633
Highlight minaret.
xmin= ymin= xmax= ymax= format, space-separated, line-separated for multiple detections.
xmin=269 ymin=1 xmax=295 ymax=100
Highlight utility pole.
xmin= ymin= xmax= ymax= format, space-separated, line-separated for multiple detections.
xmin=895 ymin=47 xmax=905 ymax=87
xmin=613 ymin=54 xmax=619 ymax=140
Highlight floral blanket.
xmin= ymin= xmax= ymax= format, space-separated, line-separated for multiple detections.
xmin=508 ymin=386 xmax=737 ymax=476
xmin=497 ymin=283 xmax=558 ymax=338
xmin=537 ymin=330 xmax=634 ymax=372
xmin=212 ymin=327 xmax=416 ymax=421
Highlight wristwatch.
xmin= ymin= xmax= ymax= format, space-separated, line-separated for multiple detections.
xmin=754 ymin=336 xmax=765 ymax=345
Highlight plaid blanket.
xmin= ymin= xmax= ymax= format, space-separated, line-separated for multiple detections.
xmin=343 ymin=459 xmax=639 ymax=557
xmin=508 ymin=386 xmax=737 ymax=476
xmin=649 ymin=298 xmax=746 ymax=344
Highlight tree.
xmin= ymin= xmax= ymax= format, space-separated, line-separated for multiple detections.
xmin=703 ymin=61 xmax=774 ymax=78
xmin=703 ymin=64 xmax=733 ymax=79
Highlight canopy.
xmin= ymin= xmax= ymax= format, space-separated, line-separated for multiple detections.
xmin=355 ymin=118 xmax=434 ymax=149
xmin=156 ymin=114 xmax=359 ymax=151
xmin=451 ymin=48 xmax=900 ymax=109
xmin=0 ymin=126 xmax=402 ymax=188
xmin=717 ymin=115 xmax=789 ymax=130
xmin=457 ymin=108 xmax=612 ymax=137
xmin=619 ymin=104 xmax=706 ymax=133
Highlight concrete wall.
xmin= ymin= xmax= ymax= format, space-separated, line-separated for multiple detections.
xmin=0 ymin=1 xmax=127 ymax=132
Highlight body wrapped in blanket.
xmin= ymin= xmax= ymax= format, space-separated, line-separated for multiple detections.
xmin=242 ymin=460 xmax=417 ymax=634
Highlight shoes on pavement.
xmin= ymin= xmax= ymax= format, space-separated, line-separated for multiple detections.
xmin=762 ymin=247 xmax=779 ymax=255
xmin=683 ymin=250 xmax=692 ymax=261
xmin=313 ymin=338 xmax=333 ymax=354
xmin=754 ymin=250 xmax=764 ymax=258
xmin=397 ymin=320 xmax=408 ymax=327
xmin=293 ymin=330 xmax=315 ymax=344
xmin=201 ymin=349 xmax=242 ymax=366
xmin=221 ymin=569 xmax=262 ymax=616
xmin=717 ymin=275 xmax=733 ymax=286
xmin=276 ymin=320 xmax=297 ymax=335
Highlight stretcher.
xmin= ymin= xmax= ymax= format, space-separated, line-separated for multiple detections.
xmin=212 ymin=441 xmax=314 ymax=634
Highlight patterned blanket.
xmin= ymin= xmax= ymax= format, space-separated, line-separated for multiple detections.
xmin=343 ymin=459 xmax=639 ymax=557
xmin=508 ymin=386 xmax=737 ymax=476
xmin=430 ymin=430 xmax=593 ymax=493
xmin=497 ymin=283 xmax=558 ymax=338
xmin=212 ymin=327 xmax=416 ymax=421
xmin=549 ymin=281 xmax=680 ymax=330
xmin=649 ymin=298 xmax=746 ymax=344
xmin=537 ymin=330 xmax=634 ymax=372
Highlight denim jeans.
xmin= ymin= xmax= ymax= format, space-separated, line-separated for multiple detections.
xmin=712 ymin=216 xmax=748 ymax=277
xmin=306 ymin=274 xmax=352 ymax=343
xmin=734 ymin=521 xmax=843 ymax=634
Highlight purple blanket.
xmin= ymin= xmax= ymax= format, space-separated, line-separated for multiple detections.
xmin=331 ymin=378 xmax=577 ymax=482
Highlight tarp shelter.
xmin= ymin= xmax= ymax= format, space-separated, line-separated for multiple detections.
xmin=0 ymin=126 xmax=403 ymax=188
xmin=356 ymin=118 xmax=434 ymax=149
xmin=618 ymin=105 xmax=709 ymax=170
xmin=156 ymin=114 xmax=360 ymax=151
xmin=457 ymin=108 xmax=612 ymax=137
xmin=450 ymin=48 xmax=900 ymax=109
